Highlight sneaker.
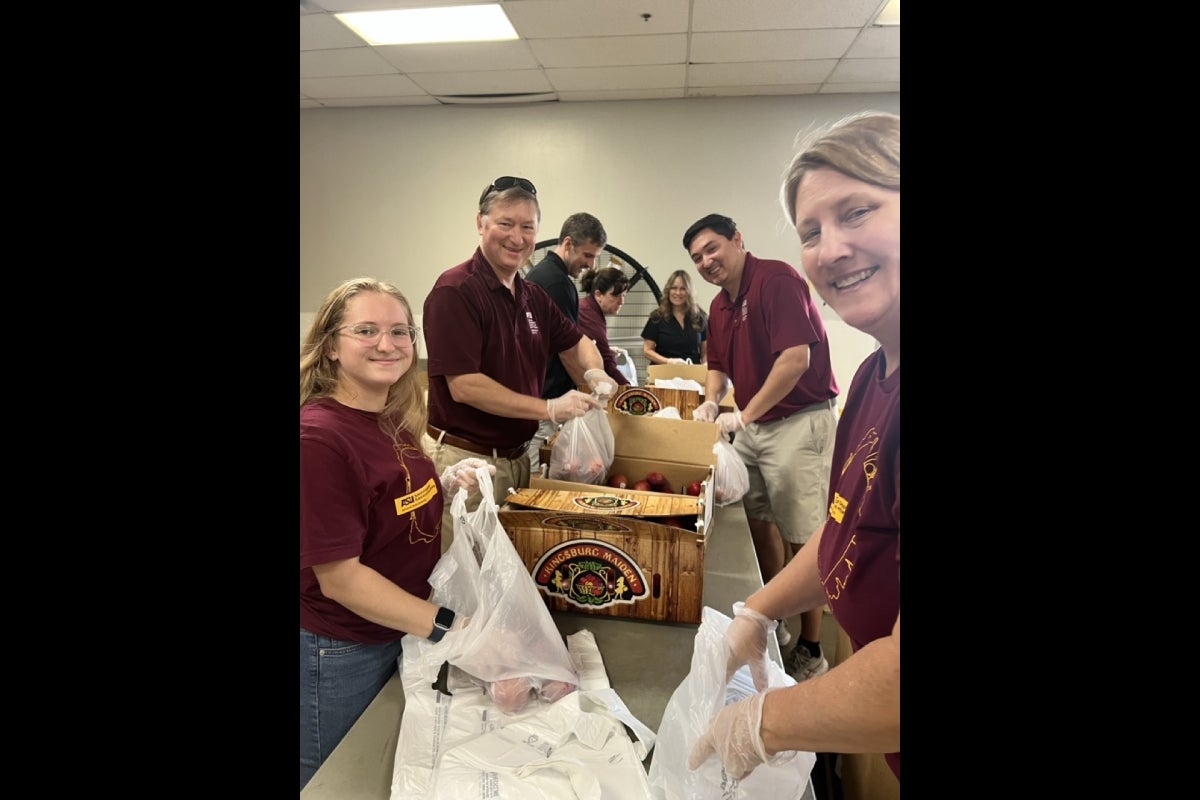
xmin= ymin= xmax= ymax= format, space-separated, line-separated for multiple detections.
xmin=785 ymin=645 xmax=829 ymax=682
xmin=776 ymin=619 xmax=792 ymax=647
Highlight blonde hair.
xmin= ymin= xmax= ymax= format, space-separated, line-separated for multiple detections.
xmin=780 ymin=111 xmax=900 ymax=225
xmin=300 ymin=277 xmax=428 ymax=450
xmin=652 ymin=269 xmax=705 ymax=331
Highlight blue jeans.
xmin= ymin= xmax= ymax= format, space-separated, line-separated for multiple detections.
xmin=299 ymin=628 xmax=403 ymax=792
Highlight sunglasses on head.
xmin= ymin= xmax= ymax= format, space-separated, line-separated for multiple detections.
xmin=479 ymin=176 xmax=537 ymax=205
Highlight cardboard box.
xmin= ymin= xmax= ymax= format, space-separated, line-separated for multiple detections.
xmin=645 ymin=363 xmax=736 ymax=410
xmin=504 ymin=413 xmax=720 ymax=623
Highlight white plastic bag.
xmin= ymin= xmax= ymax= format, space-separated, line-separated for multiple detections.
xmin=712 ymin=438 xmax=750 ymax=506
xmin=648 ymin=607 xmax=815 ymax=800
xmin=414 ymin=465 xmax=580 ymax=706
xmin=548 ymin=405 xmax=615 ymax=485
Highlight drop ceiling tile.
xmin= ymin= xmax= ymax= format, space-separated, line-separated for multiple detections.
xmin=529 ymin=34 xmax=687 ymax=67
xmin=299 ymin=13 xmax=363 ymax=51
xmin=300 ymin=73 xmax=425 ymax=97
xmin=686 ymin=83 xmax=821 ymax=97
xmin=845 ymin=26 xmax=900 ymax=58
xmin=688 ymin=60 xmax=837 ymax=87
xmin=827 ymin=58 xmax=900 ymax=83
xmin=545 ymin=63 xmax=685 ymax=91
xmin=406 ymin=68 xmax=553 ymax=95
xmin=375 ymin=40 xmax=539 ymax=72
xmin=555 ymin=87 xmax=685 ymax=102
xmin=505 ymin=0 xmax=689 ymax=38
xmin=316 ymin=95 xmax=441 ymax=106
xmin=300 ymin=47 xmax=398 ymax=78
xmin=691 ymin=0 xmax=881 ymax=32
xmin=690 ymin=29 xmax=857 ymax=63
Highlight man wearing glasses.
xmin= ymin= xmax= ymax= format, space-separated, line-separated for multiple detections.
xmin=423 ymin=177 xmax=614 ymax=550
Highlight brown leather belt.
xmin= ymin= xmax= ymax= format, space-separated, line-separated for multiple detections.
xmin=426 ymin=424 xmax=528 ymax=460
xmin=757 ymin=397 xmax=837 ymax=425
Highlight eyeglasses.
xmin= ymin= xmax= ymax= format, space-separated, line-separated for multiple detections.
xmin=479 ymin=175 xmax=537 ymax=205
xmin=335 ymin=324 xmax=420 ymax=344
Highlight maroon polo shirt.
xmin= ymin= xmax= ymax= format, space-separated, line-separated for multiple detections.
xmin=816 ymin=349 xmax=900 ymax=779
xmin=705 ymin=252 xmax=838 ymax=422
xmin=578 ymin=292 xmax=629 ymax=386
xmin=424 ymin=247 xmax=583 ymax=448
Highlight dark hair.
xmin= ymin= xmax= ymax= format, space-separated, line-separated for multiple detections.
xmin=682 ymin=213 xmax=737 ymax=250
xmin=580 ymin=266 xmax=629 ymax=295
xmin=559 ymin=212 xmax=607 ymax=249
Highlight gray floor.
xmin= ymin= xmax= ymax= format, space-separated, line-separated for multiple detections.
xmin=782 ymin=605 xmax=841 ymax=668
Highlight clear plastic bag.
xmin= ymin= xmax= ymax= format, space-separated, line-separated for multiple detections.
xmin=548 ymin=404 xmax=614 ymax=485
xmin=712 ymin=438 xmax=750 ymax=506
xmin=648 ymin=607 xmax=815 ymax=800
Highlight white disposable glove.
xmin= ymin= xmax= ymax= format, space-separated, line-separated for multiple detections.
xmin=688 ymin=688 xmax=792 ymax=779
xmin=693 ymin=400 xmax=719 ymax=422
xmin=439 ymin=458 xmax=496 ymax=493
xmin=667 ymin=357 xmax=687 ymax=365
xmin=546 ymin=390 xmax=603 ymax=424
xmin=583 ymin=367 xmax=615 ymax=400
xmin=726 ymin=601 xmax=775 ymax=690
xmin=717 ymin=408 xmax=746 ymax=435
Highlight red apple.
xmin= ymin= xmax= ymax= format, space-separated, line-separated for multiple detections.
xmin=632 ymin=479 xmax=652 ymax=491
xmin=645 ymin=471 xmax=667 ymax=489
xmin=606 ymin=472 xmax=629 ymax=489
xmin=684 ymin=480 xmax=703 ymax=496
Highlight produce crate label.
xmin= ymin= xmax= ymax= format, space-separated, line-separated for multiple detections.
xmin=531 ymin=538 xmax=648 ymax=610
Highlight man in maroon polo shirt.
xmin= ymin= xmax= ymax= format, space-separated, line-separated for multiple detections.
xmin=423 ymin=176 xmax=614 ymax=550
xmin=685 ymin=213 xmax=839 ymax=682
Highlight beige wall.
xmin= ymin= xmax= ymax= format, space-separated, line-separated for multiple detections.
xmin=300 ymin=92 xmax=898 ymax=398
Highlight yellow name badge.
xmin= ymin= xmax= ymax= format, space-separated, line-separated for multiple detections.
xmin=395 ymin=478 xmax=439 ymax=515
xmin=829 ymin=492 xmax=847 ymax=524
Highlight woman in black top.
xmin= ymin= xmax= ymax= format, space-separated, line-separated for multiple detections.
xmin=641 ymin=269 xmax=708 ymax=365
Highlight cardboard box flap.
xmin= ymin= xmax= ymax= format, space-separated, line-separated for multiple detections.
xmin=607 ymin=413 xmax=719 ymax=466
xmin=507 ymin=485 xmax=701 ymax=518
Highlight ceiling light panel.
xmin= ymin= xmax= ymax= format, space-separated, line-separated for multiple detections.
xmin=336 ymin=4 xmax=519 ymax=45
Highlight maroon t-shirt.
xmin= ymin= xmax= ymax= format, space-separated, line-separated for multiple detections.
xmin=817 ymin=349 xmax=900 ymax=778
xmin=423 ymin=248 xmax=584 ymax=448
xmin=578 ymin=293 xmax=630 ymax=386
xmin=299 ymin=398 xmax=443 ymax=643
xmin=705 ymin=252 xmax=838 ymax=422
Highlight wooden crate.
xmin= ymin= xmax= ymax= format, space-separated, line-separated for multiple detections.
xmin=498 ymin=507 xmax=705 ymax=623
xmin=508 ymin=413 xmax=720 ymax=623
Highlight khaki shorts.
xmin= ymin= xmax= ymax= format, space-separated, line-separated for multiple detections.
xmin=734 ymin=405 xmax=837 ymax=545
xmin=425 ymin=434 xmax=531 ymax=553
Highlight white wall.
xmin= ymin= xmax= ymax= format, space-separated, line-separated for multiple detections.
xmin=300 ymin=93 xmax=898 ymax=396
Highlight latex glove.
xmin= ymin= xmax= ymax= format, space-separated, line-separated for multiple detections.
xmin=717 ymin=408 xmax=746 ymax=435
xmin=547 ymin=390 xmax=603 ymax=423
xmin=439 ymin=458 xmax=497 ymax=493
xmin=667 ymin=357 xmax=687 ymax=365
xmin=693 ymin=400 xmax=719 ymax=422
xmin=583 ymin=368 xmax=615 ymax=400
xmin=688 ymin=688 xmax=787 ymax=779
xmin=726 ymin=601 xmax=775 ymax=690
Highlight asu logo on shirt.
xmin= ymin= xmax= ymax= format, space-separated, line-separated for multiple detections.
xmin=526 ymin=310 xmax=540 ymax=335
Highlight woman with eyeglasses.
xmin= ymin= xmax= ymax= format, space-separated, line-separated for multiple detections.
xmin=641 ymin=269 xmax=708 ymax=366
xmin=299 ymin=277 xmax=496 ymax=791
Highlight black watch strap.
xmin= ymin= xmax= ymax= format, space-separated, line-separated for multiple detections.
xmin=428 ymin=606 xmax=456 ymax=643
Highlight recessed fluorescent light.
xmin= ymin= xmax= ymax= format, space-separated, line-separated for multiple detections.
xmin=873 ymin=0 xmax=900 ymax=26
xmin=336 ymin=4 xmax=518 ymax=45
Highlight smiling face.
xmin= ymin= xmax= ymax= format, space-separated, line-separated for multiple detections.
xmin=667 ymin=277 xmax=690 ymax=310
xmin=791 ymin=167 xmax=899 ymax=344
xmin=477 ymin=197 xmax=539 ymax=279
xmin=327 ymin=291 xmax=414 ymax=408
xmin=562 ymin=236 xmax=602 ymax=278
xmin=688 ymin=227 xmax=745 ymax=295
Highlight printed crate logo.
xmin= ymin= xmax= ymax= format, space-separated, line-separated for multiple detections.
xmin=531 ymin=537 xmax=648 ymax=609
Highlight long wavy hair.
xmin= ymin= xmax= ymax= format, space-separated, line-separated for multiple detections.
xmin=300 ymin=277 xmax=428 ymax=451
xmin=650 ymin=269 xmax=706 ymax=331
